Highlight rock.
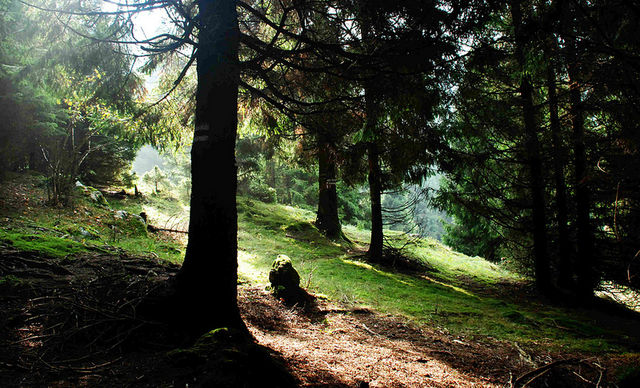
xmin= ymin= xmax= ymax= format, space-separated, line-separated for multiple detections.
xmin=269 ymin=255 xmax=309 ymax=305
xmin=75 ymin=182 xmax=110 ymax=207
xmin=89 ymin=190 xmax=109 ymax=207
xmin=78 ymin=227 xmax=99 ymax=240
xmin=109 ymin=210 xmax=147 ymax=237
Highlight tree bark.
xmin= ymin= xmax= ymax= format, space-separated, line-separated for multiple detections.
xmin=367 ymin=140 xmax=384 ymax=261
xmin=360 ymin=1 xmax=384 ymax=262
xmin=545 ymin=56 xmax=573 ymax=289
xmin=510 ymin=0 xmax=553 ymax=295
xmin=316 ymin=139 xmax=341 ymax=238
xmin=174 ymin=0 xmax=244 ymax=334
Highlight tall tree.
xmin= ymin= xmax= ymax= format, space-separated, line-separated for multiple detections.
xmin=173 ymin=0 xmax=245 ymax=333
xmin=509 ymin=0 xmax=552 ymax=294
xmin=560 ymin=0 xmax=596 ymax=301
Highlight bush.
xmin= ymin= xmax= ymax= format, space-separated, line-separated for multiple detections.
xmin=247 ymin=180 xmax=277 ymax=203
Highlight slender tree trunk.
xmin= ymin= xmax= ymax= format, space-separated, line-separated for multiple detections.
xmin=546 ymin=58 xmax=573 ymax=289
xmin=316 ymin=139 xmax=341 ymax=238
xmin=174 ymin=0 xmax=244 ymax=334
xmin=569 ymin=78 xmax=596 ymax=300
xmin=360 ymin=2 xmax=384 ymax=262
xmin=367 ymin=141 xmax=384 ymax=261
xmin=510 ymin=0 xmax=553 ymax=295
xmin=266 ymin=159 xmax=276 ymax=191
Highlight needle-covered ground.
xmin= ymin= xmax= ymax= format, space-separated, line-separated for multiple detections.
xmin=0 ymin=245 xmax=637 ymax=387
xmin=1 ymin=172 xmax=640 ymax=387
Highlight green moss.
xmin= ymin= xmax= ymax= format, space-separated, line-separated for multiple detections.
xmin=166 ymin=328 xmax=245 ymax=367
xmin=112 ymin=212 xmax=147 ymax=237
xmin=0 ymin=230 xmax=90 ymax=258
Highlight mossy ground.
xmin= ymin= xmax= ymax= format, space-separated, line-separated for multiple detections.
xmin=0 ymin=174 xmax=184 ymax=263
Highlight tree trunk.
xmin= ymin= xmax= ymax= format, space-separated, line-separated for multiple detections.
xmin=316 ymin=139 xmax=341 ymax=238
xmin=563 ymin=10 xmax=596 ymax=300
xmin=360 ymin=2 xmax=384 ymax=262
xmin=174 ymin=0 xmax=244 ymax=334
xmin=569 ymin=79 xmax=596 ymax=301
xmin=367 ymin=141 xmax=384 ymax=261
xmin=546 ymin=58 xmax=573 ymax=289
xmin=510 ymin=0 xmax=553 ymax=295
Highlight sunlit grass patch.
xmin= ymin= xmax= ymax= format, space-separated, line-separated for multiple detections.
xmin=0 ymin=229 xmax=90 ymax=258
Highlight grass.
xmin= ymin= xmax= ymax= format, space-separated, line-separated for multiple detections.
xmin=1 ymin=173 xmax=637 ymax=355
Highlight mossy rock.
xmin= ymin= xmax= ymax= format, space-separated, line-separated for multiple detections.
xmin=67 ymin=225 xmax=100 ymax=240
xmin=112 ymin=210 xmax=147 ymax=237
xmin=269 ymin=255 xmax=301 ymax=296
xmin=268 ymin=255 xmax=311 ymax=306
xmin=75 ymin=182 xmax=109 ymax=207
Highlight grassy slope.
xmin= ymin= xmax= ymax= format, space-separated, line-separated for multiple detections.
xmin=0 ymin=173 xmax=636 ymax=355
xmin=235 ymin=198 xmax=630 ymax=353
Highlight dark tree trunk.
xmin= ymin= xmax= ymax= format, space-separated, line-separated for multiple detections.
xmin=560 ymin=1 xmax=596 ymax=301
xmin=360 ymin=3 xmax=384 ymax=262
xmin=510 ymin=0 xmax=553 ymax=295
xmin=569 ymin=78 xmax=596 ymax=300
xmin=367 ymin=141 xmax=384 ymax=261
xmin=316 ymin=139 xmax=341 ymax=238
xmin=174 ymin=0 xmax=244 ymax=334
xmin=546 ymin=59 xmax=573 ymax=289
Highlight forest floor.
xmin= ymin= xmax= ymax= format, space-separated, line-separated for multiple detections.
xmin=2 ymin=172 xmax=640 ymax=386
xmin=0 ymin=245 xmax=632 ymax=387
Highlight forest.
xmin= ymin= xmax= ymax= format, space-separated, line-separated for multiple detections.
xmin=1 ymin=0 xmax=639 ymax=386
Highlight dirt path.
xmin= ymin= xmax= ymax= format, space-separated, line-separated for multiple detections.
xmin=239 ymin=286 xmax=535 ymax=387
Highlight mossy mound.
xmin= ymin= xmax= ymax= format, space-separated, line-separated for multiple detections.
xmin=166 ymin=328 xmax=296 ymax=388
xmin=282 ymin=221 xmax=324 ymax=242
xmin=0 ymin=230 xmax=89 ymax=258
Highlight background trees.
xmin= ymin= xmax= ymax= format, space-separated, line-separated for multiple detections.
xmin=437 ymin=0 xmax=640 ymax=300
xmin=0 ymin=0 xmax=143 ymax=204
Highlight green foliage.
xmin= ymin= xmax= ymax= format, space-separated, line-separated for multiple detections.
xmin=0 ymin=0 xmax=144 ymax=201
xmin=0 ymin=275 xmax=23 ymax=289
xmin=143 ymin=165 xmax=168 ymax=194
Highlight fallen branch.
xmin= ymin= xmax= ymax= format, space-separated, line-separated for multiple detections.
xmin=514 ymin=358 xmax=581 ymax=387
xmin=147 ymin=225 xmax=188 ymax=234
